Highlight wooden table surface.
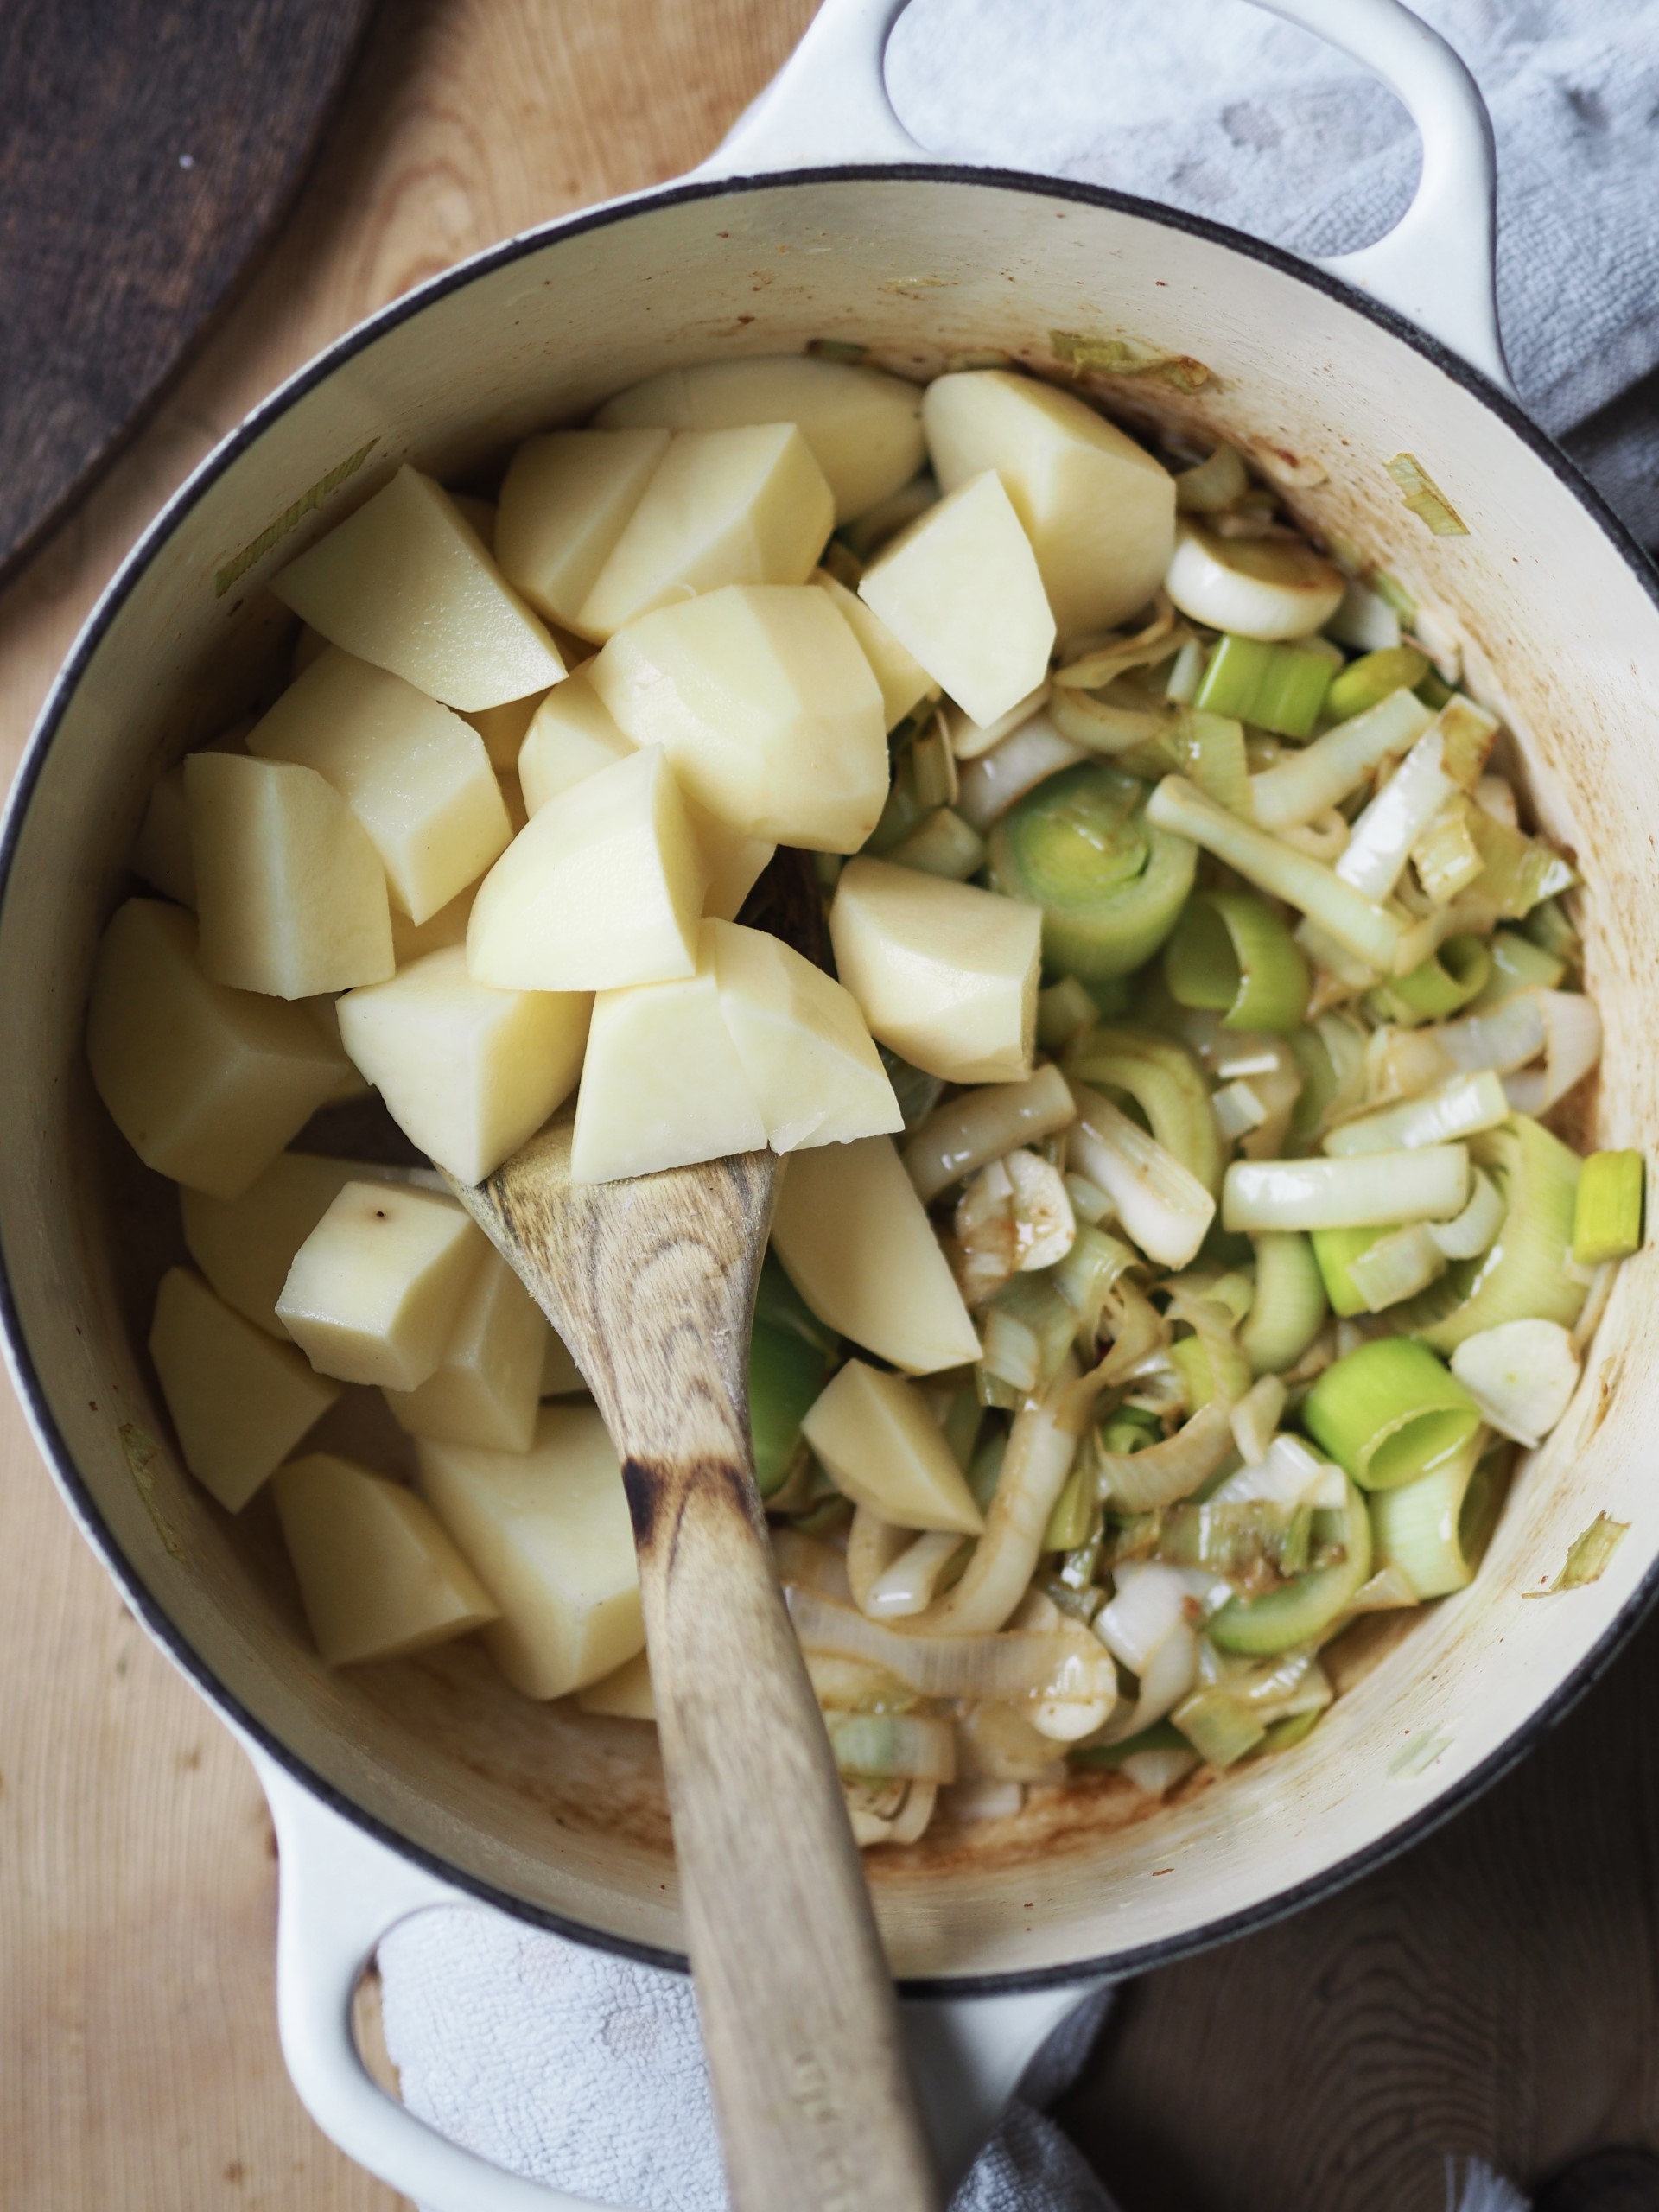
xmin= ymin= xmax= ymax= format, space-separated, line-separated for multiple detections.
xmin=4 ymin=4 xmax=1657 ymax=2208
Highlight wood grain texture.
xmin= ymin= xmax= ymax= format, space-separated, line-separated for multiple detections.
xmin=0 ymin=0 xmax=813 ymax=2203
xmin=450 ymin=1115 xmax=940 ymax=2212
xmin=0 ymin=0 xmax=378 ymax=583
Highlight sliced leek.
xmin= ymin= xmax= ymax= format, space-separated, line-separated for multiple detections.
xmin=1223 ymin=1146 xmax=1469 ymax=1235
xmin=1165 ymin=520 xmax=1345 ymax=640
xmin=1368 ymin=1431 xmax=1504 ymax=1599
xmin=1573 ymin=1148 xmax=1644 ymax=1266
xmin=1205 ymin=1478 xmax=1373 ymax=1656
xmin=1164 ymin=889 xmax=1311 ymax=1034
xmin=1303 ymin=1336 xmax=1482 ymax=1491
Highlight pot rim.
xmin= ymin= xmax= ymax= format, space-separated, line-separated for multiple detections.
xmin=6 ymin=158 xmax=1658 ymax=1998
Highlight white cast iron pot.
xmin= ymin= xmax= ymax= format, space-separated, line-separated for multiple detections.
xmin=4 ymin=3 xmax=1657 ymax=2206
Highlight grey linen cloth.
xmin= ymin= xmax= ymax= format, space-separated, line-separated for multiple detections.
xmin=378 ymin=4 xmax=1659 ymax=2205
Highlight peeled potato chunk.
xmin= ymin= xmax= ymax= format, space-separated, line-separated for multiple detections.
xmin=149 ymin=1267 xmax=340 ymax=1510
xmin=578 ymin=424 xmax=835 ymax=640
xmin=571 ymin=924 xmax=766 ymax=1185
xmin=812 ymin=568 xmax=937 ymax=732
xmin=801 ymin=1359 xmax=985 ymax=1535
xmin=270 ymin=466 xmax=566 ymax=710
xmin=495 ymin=427 xmax=671 ymax=631
xmin=339 ymin=946 xmax=590 ymax=1185
xmin=181 ymin=1151 xmax=381 ymax=1338
xmin=132 ymin=766 xmax=195 ymax=905
xmin=274 ymin=1453 xmax=498 ymax=1666
xmin=416 ymin=1404 xmax=643 ymax=1699
xmin=185 ymin=753 xmax=394 ymax=999
xmin=87 ymin=900 xmax=350 ymax=1198
xmin=384 ymin=1245 xmax=548 ymax=1452
xmin=595 ymin=354 xmax=926 ymax=524
xmin=249 ymin=647 xmax=511 ymax=925
xmin=468 ymin=746 xmax=707 ymax=993
xmin=590 ymin=584 xmax=887 ymax=853
xmin=276 ymin=1180 xmax=486 ymax=1390
xmin=922 ymin=370 xmax=1176 ymax=639
xmin=709 ymin=918 xmax=900 ymax=1152
xmin=830 ymin=857 xmax=1040 ymax=1083
xmin=859 ymin=471 xmax=1056 ymax=728
xmin=770 ymin=1135 xmax=981 ymax=1375
xmin=576 ymin=1648 xmax=655 ymax=1721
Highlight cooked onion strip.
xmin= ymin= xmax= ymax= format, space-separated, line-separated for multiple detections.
xmin=1069 ymin=1083 xmax=1216 ymax=1268
xmin=904 ymin=1064 xmax=1075 ymax=1203
xmin=787 ymin=1587 xmax=1116 ymax=1702
xmin=1096 ymin=1399 xmax=1236 ymax=1513
xmin=1249 ymin=689 xmax=1433 ymax=830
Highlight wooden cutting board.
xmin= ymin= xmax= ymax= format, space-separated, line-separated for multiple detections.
xmin=0 ymin=0 xmax=378 ymax=585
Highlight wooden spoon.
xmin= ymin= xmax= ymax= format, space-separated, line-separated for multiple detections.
xmin=445 ymin=1106 xmax=941 ymax=2212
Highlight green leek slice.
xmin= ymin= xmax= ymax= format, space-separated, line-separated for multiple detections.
xmin=1302 ymin=1336 xmax=1481 ymax=1491
xmin=1368 ymin=934 xmax=1491 ymax=1025
xmin=1241 ymin=1230 xmax=1329 ymax=1373
xmin=1195 ymin=633 xmax=1336 ymax=740
xmin=1206 ymin=1478 xmax=1372 ymax=1656
xmin=1164 ymin=888 xmax=1311 ymax=1033
xmin=1066 ymin=1025 xmax=1224 ymax=1196
xmin=1368 ymin=1431 xmax=1506 ymax=1599
xmin=1573 ymin=1149 xmax=1645 ymax=1266
xmin=1400 ymin=1116 xmax=1586 ymax=1351
xmin=750 ymin=1257 xmax=839 ymax=1498
xmin=1325 ymin=645 xmax=1430 ymax=722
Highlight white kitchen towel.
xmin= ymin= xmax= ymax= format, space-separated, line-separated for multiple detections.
xmin=378 ymin=4 xmax=1659 ymax=2205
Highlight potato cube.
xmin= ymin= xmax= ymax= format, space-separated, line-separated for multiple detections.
xmin=181 ymin=1151 xmax=380 ymax=1338
xmin=590 ymin=584 xmax=887 ymax=853
xmin=249 ymin=648 xmax=511 ymax=925
xmin=595 ymin=354 xmax=925 ymax=524
xmin=516 ymin=668 xmax=634 ymax=814
xmin=571 ymin=925 xmax=766 ymax=1184
xmin=859 ymin=471 xmax=1054 ymax=728
xmin=495 ymin=428 xmax=671 ymax=632
xmin=384 ymin=1245 xmax=547 ymax=1452
xmin=339 ymin=946 xmax=590 ymax=1185
xmin=770 ymin=1135 xmax=980 ymax=1374
xmin=464 ymin=689 xmax=551 ymax=770
xmin=801 ymin=1360 xmax=985 ymax=1535
xmin=132 ymin=766 xmax=195 ymax=905
xmin=416 ymin=1405 xmax=643 ymax=1699
xmin=812 ymin=568 xmax=936 ymax=731
xmin=709 ymin=919 xmax=899 ymax=1152
xmin=274 ymin=1453 xmax=498 ymax=1666
xmin=578 ymin=424 xmax=834 ymax=639
xmin=922 ymin=370 xmax=1176 ymax=639
xmin=830 ymin=856 xmax=1039 ymax=1083
xmin=149 ymin=1267 xmax=340 ymax=1510
xmin=467 ymin=746 xmax=707 ymax=992
xmin=390 ymin=885 xmax=475 ymax=967
xmin=276 ymin=1180 xmax=486 ymax=1389
xmin=184 ymin=753 xmax=394 ymax=1000
xmin=270 ymin=466 xmax=566 ymax=710
xmin=576 ymin=1648 xmax=655 ymax=1720
xmin=87 ymin=900 xmax=350 ymax=1198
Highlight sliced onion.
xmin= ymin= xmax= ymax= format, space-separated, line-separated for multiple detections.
xmin=956 ymin=1703 xmax=1065 ymax=1785
xmin=1346 ymin=1223 xmax=1447 ymax=1309
xmin=1450 ymin=1319 xmax=1582 ymax=1448
xmin=1349 ymin=1565 xmax=1421 ymax=1613
xmin=1229 ymin=1375 xmax=1287 ymax=1467
xmin=945 ymin=682 xmax=1052 ymax=762
xmin=787 ymin=1587 xmax=1117 ymax=1702
xmin=1032 ymin=1694 xmax=1117 ymax=1742
xmin=1005 ymin=1147 xmax=1077 ymax=1270
xmin=1475 ymin=774 xmax=1519 ymax=829
xmin=845 ymin=1507 xmax=906 ymax=1614
xmin=1336 ymin=728 xmax=1454 ymax=900
xmin=1211 ymin=1430 xmax=1340 ymax=1510
xmin=1214 ymin=1078 xmax=1268 ymax=1140
xmin=1096 ymin=1560 xmax=1195 ymax=1672
xmin=1097 ymin=1400 xmax=1237 ymax=1514
xmin=863 ymin=1529 xmax=969 ymax=1620
xmin=1101 ymin=1618 xmax=1199 ymax=1743
xmin=1502 ymin=990 xmax=1603 ymax=1114
xmin=905 ymin=1063 xmax=1075 ymax=1203
xmin=1069 ymin=1083 xmax=1216 ymax=1268
xmin=948 ymin=1778 xmax=1027 ymax=1820
xmin=954 ymin=714 xmax=1086 ymax=831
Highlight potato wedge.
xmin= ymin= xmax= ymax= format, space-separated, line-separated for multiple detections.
xmin=495 ymin=427 xmax=671 ymax=631
xmin=384 ymin=1246 xmax=548 ymax=1453
xmin=801 ymin=1359 xmax=985 ymax=1535
xmin=709 ymin=918 xmax=900 ymax=1152
xmin=276 ymin=1180 xmax=486 ymax=1390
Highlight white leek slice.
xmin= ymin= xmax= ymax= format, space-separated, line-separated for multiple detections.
xmin=953 ymin=713 xmax=1086 ymax=833
xmin=1325 ymin=1071 xmax=1510 ymax=1156
xmin=1336 ymin=728 xmax=1453 ymax=900
xmin=1164 ymin=521 xmax=1344 ymax=640
xmin=1100 ymin=1618 xmax=1199 ymax=1744
xmin=1211 ymin=1432 xmax=1343 ymax=1510
xmin=786 ymin=1586 xmax=1116 ymax=1702
xmin=1427 ymin=1166 xmax=1505 ymax=1260
xmin=1346 ymin=1224 xmax=1447 ymax=1310
xmin=1450 ymin=1319 xmax=1581 ymax=1448
xmin=1228 ymin=1375 xmax=1287 ymax=1467
xmin=1096 ymin=1560 xmax=1194 ymax=1674
xmin=1069 ymin=1083 xmax=1216 ymax=1268
xmin=1223 ymin=1145 xmax=1469 ymax=1233
xmin=1369 ymin=990 xmax=1548 ymax=1098
xmin=1249 ymin=689 xmax=1432 ymax=831
xmin=1502 ymin=990 xmax=1603 ymax=1114
xmin=1120 ymin=1746 xmax=1202 ymax=1796
xmin=1213 ymin=1079 xmax=1268 ymax=1140
xmin=1325 ymin=578 xmax=1402 ymax=652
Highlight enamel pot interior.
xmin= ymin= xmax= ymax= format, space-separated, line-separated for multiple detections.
xmin=5 ymin=169 xmax=1657 ymax=1990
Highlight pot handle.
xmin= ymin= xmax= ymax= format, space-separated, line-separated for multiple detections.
xmin=250 ymin=1744 xmax=1100 ymax=2208
xmin=702 ymin=0 xmax=1512 ymax=392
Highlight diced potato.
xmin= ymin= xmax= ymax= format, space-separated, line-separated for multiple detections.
xmin=709 ymin=919 xmax=900 ymax=1152
xmin=416 ymin=1405 xmax=643 ymax=1698
xmin=87 ymin=900 xmax=350 ymax=1198
xmin=384 ymin=1245 xmax=547 ymax=1452
xmin=801 ymin=1359 xmax=985 ymax=1535
xmin=339 ymin=946 xmax=590 ymax=1185
xmin=464 ymin=690 xmax=550 ymax=770
xmin=829 ymin=857 xmax=1039 ymax=1083
xmin=469 ymin=746 xmax=707 ymax=994
xmin=595 ymin=354 xmax=925 ymax=524
xmin=812 ymin=568 xmax=936 ymax=731
xmin=590 ymin=584 xmax=887 ymax=853
xmin=858 ymin=471 xmax=1056 ymax=728
xmin=922 ymin=371 xmax=1176 ymax=638
xmin=181 ymin=1151 xmax=380 ymax=1338
xmin=249 ymin=648 xmax=512 ymax=925
xmin=495 ymin=428 xmax=671 ymax=631
xmin=944 ymin=681 xmax=1051 ymax=763
xmin=571 ymin=924 xmax=766 ymax=1184
xmin=770 ymin=1135 xmax=981 ymax=1374
xmin=132 ymin=766 xmax=194 ymax=905
xmin=576 ymin=1648 xmax=655 ymax=1720
xmin=542 ymin=1328 xmax=585 ymax=1396
xmin=185 ymin=753 xmax=394 ymax=999
xmin=273 ymin=1453 xmax=498 ymax=1665
xmin=276 ymin=1180 xmax=486 ymax=1389
xmin=390 ymin=885 xmax=475 ymax=966
xmin=578 ymin=425 xmax=835 ymax=639
xmin=270 ymin=466 xmax=566 ymax=710
xmin=517 ymin=675 xmax=772 ymax=918
xmin=149 ymin=1267 xmax=340 ymax=1510
xmin=517 ymin=668 xmax=634 ymax=813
